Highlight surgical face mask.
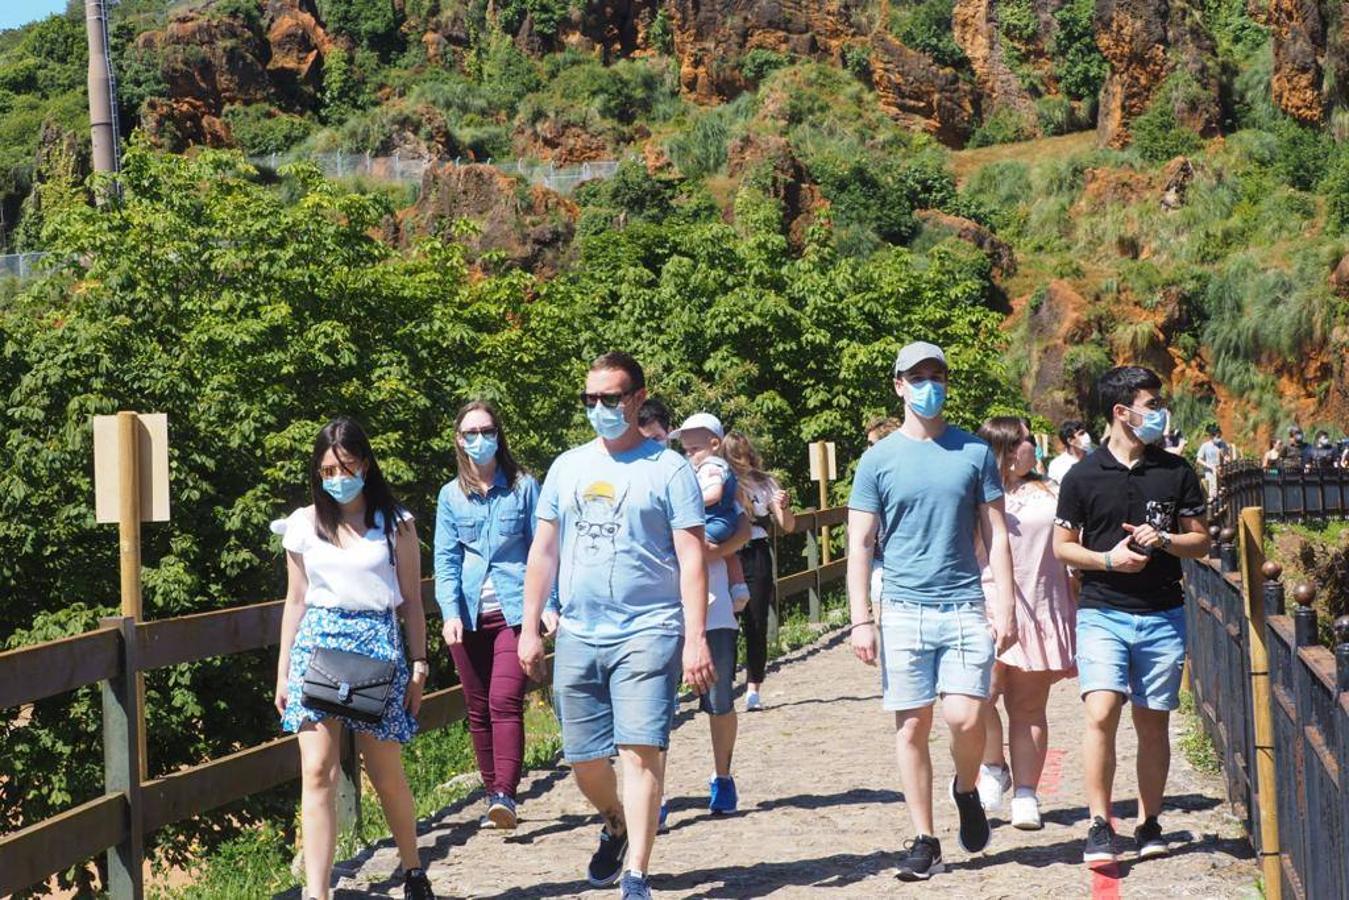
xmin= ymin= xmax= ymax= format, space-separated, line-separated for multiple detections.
xmin=1075 ymin=433 xmax=1093 ymax=452
xmin=1318 ymin=436 xmax=1332 ymax=448
xmin=1125 ymin=405 xmax=1168 ymax=444
xmin=463 ymin=432 xmax=498 ymax=464
xmin=322 ymin=472 xmax=365 ymax=504
xmin=587 ymin=402 xmax=631 ymax=441
xmin=906 ymin=379 xmax=947 ymax=419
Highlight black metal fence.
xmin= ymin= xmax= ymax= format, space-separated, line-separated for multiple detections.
xmin=1212 ymin=460 xmax=1349 ymax=533
xmin=1182 ymin=552 xmax=1349 ymax=899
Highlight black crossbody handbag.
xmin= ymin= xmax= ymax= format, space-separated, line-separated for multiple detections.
xmin=301 ymin=647 xmax=397 ymax=725
xmin=299 ymin=518 xmax=405 ymax=725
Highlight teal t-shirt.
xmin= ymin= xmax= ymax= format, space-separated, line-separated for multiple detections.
xmin=537 ymin=437 xmax=705 ymax=643
xmin=848 ymin=426 xmax=1004 ymax=605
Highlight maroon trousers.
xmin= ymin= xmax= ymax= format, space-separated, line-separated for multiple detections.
xmin=448 ymin=610 xmax=528 ymax=799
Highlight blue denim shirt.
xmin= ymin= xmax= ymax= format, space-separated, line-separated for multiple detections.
xmin=434 ymin=469 xmax=556 ymax=629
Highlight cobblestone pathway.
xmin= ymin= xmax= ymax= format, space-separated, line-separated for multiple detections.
xmin=326 ymin=629 xmax=1259 ymax=898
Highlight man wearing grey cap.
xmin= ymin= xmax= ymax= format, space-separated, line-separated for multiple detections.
xmin=846 ymin=340 xmax=1018 ymax=881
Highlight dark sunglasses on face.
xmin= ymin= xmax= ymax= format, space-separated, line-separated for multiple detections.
xmin=580 ymin=391 xmax=629 ymax=409
xmin=461 ymin=427 xmax=499 ymax=438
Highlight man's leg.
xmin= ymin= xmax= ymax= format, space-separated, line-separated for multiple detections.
xmin=895 ymin=705 xmax=936 ymax=835
xmin=572 ymin=758 xmax=626 ymax=837
xmin=617 ymin=745 xmax=664 ymax=874
xmin=1132 ymin=705 xmax=1171 ymax=822
xmin=710 ymin=713 xmax=737 ymax=777
xmin=942 ymin=694 xmax=986 ymax=793
xmin=1083 ymin=690 xmax=1125 ymax=820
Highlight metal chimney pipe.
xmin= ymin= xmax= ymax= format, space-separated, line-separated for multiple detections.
xmin=85 ymin=0 xmax=121 ymax=176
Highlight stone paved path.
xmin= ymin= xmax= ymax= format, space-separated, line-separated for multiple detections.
xmin=325 ymin=629 xmax=1258 ymax=898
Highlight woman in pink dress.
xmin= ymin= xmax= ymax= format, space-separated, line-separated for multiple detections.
xmin=974 ymin=416 xmax=1077 ymax=830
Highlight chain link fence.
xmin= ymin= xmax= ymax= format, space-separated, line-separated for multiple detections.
xmin=0 ymin=252 xmax=49 ymax=281
xmin=248 ymin=152 xmax=623 ymax=195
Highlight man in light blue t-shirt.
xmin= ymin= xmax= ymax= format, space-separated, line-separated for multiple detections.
xmin=846 ymin=341 xmax=1018 ymax=883
xmin=519 ymin=351 xmax=713 ymax=900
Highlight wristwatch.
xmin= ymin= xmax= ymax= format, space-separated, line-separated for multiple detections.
xmin=1159 ymin=532 xmax=1173 ymax=551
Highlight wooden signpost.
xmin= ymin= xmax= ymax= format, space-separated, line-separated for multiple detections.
xmin=93 ymin=411 xmax=170 ymax=784
xmin=808 ymin=441 xmax=836 ymax=563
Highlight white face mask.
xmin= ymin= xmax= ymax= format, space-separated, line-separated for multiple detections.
xmin=1075 ymin=433 xmax=1093 ymax=452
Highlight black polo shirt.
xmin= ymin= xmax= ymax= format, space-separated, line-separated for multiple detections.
xmin=1055 ymin=445 xmax=1207 ymax=613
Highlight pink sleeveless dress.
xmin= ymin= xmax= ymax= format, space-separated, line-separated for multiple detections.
xmin=980 ymin=481 xmax=1077 ymax=673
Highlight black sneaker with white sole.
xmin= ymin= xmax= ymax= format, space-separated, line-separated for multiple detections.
xmin=1134 ymin=816 xmax=1169 ymax=859
xmin=949 ymin=776 xmax=991 ymax=852
xmin=403 ymin=867 xmax=436 ymax=900
xmin=586 ymin=826 xmax=629 ymax=887
xmin=1083 ymin=816 xmax=1119 ymax=863
xmin=895 ymin=835 xmax=944 ymax=882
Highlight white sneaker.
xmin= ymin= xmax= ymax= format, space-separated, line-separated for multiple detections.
xmin=1010 ymin=794 xmax=1043 ymax=830
xmin=976 ymin=764 xmax=1011 ymax=811
xmin=745 ymin=691 xmax=763 ymax=712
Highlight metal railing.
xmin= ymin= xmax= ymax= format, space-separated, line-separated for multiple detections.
xmin=0 ymin=252 xmax=50 ymax=281
xmin=1183 ymin=511 xmax=1349 ymax=899
xmin=0 ymin=503 xmax=847 ymax=898
xmin=1211 ymin=459 xmax=1349 ymax=534
xmin=248 ymin=153 xmax=623 ymax=196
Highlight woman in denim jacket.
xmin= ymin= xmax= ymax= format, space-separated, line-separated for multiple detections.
xmin=435 ymin=400 xmax=557 ymax=829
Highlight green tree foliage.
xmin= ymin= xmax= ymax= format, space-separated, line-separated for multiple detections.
xmin=740 ymin=49 xmax=791 ymax=83
xmin=317 ymin=0 xmax=403 ymax=56
xmin=1052 ymin=0 xmax=1108 ymax=102
xmin=890 ymin=0 xmax=968 ymax=69
xmin=647 ymin=10 xmax=675 ymax=56
xmin=223 ymin=104 xmax=317 ymax=155
xmin=1130 ymin=75 xmax=1204 ymax=163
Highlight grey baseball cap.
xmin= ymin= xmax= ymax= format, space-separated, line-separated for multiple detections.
xmin=893 ymin=341 xmax=948 ymax=377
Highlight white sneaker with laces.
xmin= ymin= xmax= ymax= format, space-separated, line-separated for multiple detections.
xmin=976 ymin=764 xmax=1011 ymax=811
xmin=745 ymin=690 xmax=763 ymax=711
xmin=1010 ymin=794 xmax=1042 ymax=830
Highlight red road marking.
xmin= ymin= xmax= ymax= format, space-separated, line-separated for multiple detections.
xmin=1039 ymin=748 xmax=1066 ymax=799
xmin=1089 ymin=862 xmax=1122 ymax=900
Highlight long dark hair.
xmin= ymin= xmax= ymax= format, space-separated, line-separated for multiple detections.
xmin=309 ymin=417 xmax=405 ymax=554
xmin=454 ymin=400 xmax=523 ymax=496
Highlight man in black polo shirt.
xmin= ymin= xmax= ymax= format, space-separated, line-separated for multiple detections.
xmin=1053 ymin=366 xmax=1210 ymax=864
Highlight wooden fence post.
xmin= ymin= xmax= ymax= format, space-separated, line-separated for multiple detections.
xmin=336 ymin=729 xmax=362 ymax=838
xmin=1238 ymin=508 xmax=1281 ymax=900
xmin=100 ymin=615 xmax=144 ymax=900
xmin=116 ymin=411 xmax=149 ymax=780
xmin=805 ymin=524 xmax=820 ymax=624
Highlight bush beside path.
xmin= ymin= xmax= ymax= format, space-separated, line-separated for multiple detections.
xmin=316 ymin=630 xmax=1259 ymax=898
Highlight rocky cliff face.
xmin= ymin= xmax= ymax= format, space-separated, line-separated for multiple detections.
xmin=952 ymin=0 xmax=1057 ymax=126
xmin=1094 ymin=0 xmax=1221 ymax=147
xmin=135 ymin=0 xmax=332 ymax=150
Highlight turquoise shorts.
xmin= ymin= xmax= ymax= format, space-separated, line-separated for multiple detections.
xmin=552 ymin=627 xmax=683 ymax=762
xmin=1076 ymin=606 xmax=1187 ymax=711
xmin=877 ymin=599 xmax=994 ymax=710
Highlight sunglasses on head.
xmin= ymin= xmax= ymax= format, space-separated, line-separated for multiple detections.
xmin=580 ymin=391 xmax=629 ymax=409
xmin=461 ymin=427 xmax=498 ymax=438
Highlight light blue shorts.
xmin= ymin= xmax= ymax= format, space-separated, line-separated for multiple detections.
xmin=1076 ymin=606 xmax=1187 ymax=711
xmin=877 ymin=600 xmax=994 ymax=710
xmin=552 ymin=627 xmax=683 ymax=762
xmin=698 ymin=628 xmax=739 ymax=716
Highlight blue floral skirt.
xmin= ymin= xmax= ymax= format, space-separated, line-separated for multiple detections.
xmin=280 ymin=606 xmax=418 ymax=744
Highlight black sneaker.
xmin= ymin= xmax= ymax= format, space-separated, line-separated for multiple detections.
xmin=949 ymin=775 xmax=991 ymax=852
xmin=895 ymin=835 xmax=945 ymax=881
xmin=586 ymin=826 xmax=629 ymax=887
xmin=1134 ymin=816 xmax=1169 ymax=859
xmin=403 ymin=867 xmax=435 ymax=900
xmin=1084 ymin=816 xmax=1119 ymax=863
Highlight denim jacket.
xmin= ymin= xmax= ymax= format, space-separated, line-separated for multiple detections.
xmin=434 ymin=470 xmax=556 ymax=629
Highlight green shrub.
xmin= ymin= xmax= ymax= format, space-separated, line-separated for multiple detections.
xmin=666 ymin=110 xmax=732 ymax=179
xmin=317 ymin=0 xmax=402 ymax=55
xmin=842 ymin=44 xmax=872 ymax=83
xmin=222 ymin=104 xmax=316 ymax=155
xmin=1272 ymin=117 xmax=1332 ymax=190
xmin=968 ymin=106 xmax=1033 ymax=148
xmin=740 ymin=48 xmax=791 ymax=82
xmin=1130 ymin=76 xmax=1204 ymax=163
xmin=1325 ymin=150 xmax=1349 ymax=232
xmin=998 ymin=0 xmax=1040 ymax=43
xmin=1052 ymin=0 xmax=1107 ymax=101
xmin=890 ymin=0 xmax=968 ymax=69
xmin=1036 ymin=95 xmax=1073 ymax=136
xmin=648 ymin=9 xmax=675 ymax=55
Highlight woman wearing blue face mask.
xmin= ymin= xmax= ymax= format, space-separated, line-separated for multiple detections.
xmin=434 ymin=400 xmax=555 ymax=830
xmin=275 ymin=417 xmax=434 ymax=900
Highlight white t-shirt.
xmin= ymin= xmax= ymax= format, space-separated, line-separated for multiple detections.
xmin=706 ymin=557 xmax=737 ymax=631
xmin=743 ymin=474 xmax=781 ymax=540
xmin=479 ymin=576 xmax=502 ymax=616
xmin=1047 ymin=451 xmax=1079 ymax=484
xmin=281 ymin=506 xmax=410 ymax=612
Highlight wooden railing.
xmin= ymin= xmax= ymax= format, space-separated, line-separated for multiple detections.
xmin=0 ymin=506 xmax=849 ymax=898
xmin=1182 ymin=508 xmax=1349 ymax=900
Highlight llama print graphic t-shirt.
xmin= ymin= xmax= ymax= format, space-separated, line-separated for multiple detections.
xmin=538 ymin=437 xmax=706 ymax=644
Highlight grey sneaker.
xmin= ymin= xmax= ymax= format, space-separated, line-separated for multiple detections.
xmin=895 ymin=835 xmax=944 ymax=881
xmin=620 ymin=871 xmax=653 ymax=900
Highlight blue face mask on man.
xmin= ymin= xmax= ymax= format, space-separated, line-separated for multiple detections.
xmin=1127 ymin=405 xmax=1169 ymax=444
xmin=906 ymin=379 xmax=947 ymax=419
xmin=463 ymin=432 xmax=498 ymax=465
xmin=322 ymin=472 xmax=365 ymax=504
xmin=587 ymin=402 xmax=630 ymax=441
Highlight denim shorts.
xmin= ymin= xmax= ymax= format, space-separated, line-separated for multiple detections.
xmin=1076 ymin=606 xmax=1187 ymax=710
xmin=698 ymin=628 xmax=739 ymax=716
xmin=877 ymin=599 xmax=994 ymax=710
xmin=552 ymin=627 xmax=683 ymax=762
